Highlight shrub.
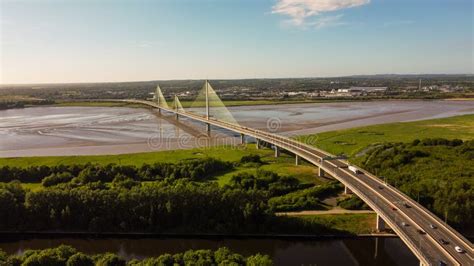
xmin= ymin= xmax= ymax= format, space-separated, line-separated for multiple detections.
xmin=66 ymin=253 xmax=94 ymax=266
xmin=96 ymin=253 xmax=126 ymax=266
xmin=240 ymin=155 xmax=262 ymax=164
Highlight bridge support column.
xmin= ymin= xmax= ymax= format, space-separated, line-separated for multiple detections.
xmin=318 ymin=167 xmax=325 ymax=178
xmin=295 ymin=155 xmax=300 ymax=166
xmin=256 ymin=139 xmax=260 ymax=149
xmin=344 ymin=185 xmax=352 ymax=194
xmin=274 ymin=146 xmax=280 ymax=158
xmin=376 ymin=214 xmax=385 ymax=232
xmin=240 ymin=133 xmax=245 ymax=144
xmin=206 ymin=123 xmax=211 ymax=132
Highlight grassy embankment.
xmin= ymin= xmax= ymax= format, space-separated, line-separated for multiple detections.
xmin=296 ymin=213 xmax=376 ymax=235
xmin=298 ymin=114 xmax=474 ymax=156
xmin=298 ymin=114 xmax=474 ymax=234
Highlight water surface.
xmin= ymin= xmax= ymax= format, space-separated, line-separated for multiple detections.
xmin=1 ymin=100 xmax=472 ymax=157
xmin=0 ymin=237 xmax=418 ymax=266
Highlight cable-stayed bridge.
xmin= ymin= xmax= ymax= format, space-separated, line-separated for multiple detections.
xmin=100 ymin=81 xmax=473 ymax=266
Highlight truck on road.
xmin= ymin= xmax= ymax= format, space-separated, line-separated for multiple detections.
xmin=348 ymin=165 xmax=362 ymax=174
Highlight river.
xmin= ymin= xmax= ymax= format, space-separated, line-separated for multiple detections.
xmin=0 ymin=100 xmax=472 ymax=157
xmin=0 ymin=236 xmax=418 ymax=266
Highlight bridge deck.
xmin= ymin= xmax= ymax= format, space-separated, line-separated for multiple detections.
xmin=119 ymin=99 xmax=473 ymax=265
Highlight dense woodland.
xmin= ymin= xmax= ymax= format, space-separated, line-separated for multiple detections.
xmin=0 ymin=156 xmax=344 ymax=234
xmin=0 ymin=245 xmax=272 ymax=266
xmin=357 ymin=138 xmax=474 ymax=232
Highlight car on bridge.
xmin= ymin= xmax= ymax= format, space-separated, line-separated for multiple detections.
xmin=454 ymin=246 xmax=464 ymax=253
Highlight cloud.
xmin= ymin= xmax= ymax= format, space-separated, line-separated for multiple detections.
xmin=272 ymin=0 xmax=370 ymax=28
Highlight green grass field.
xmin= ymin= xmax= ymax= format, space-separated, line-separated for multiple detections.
xmin=295 ymin=213 xmax=376 ymax=235
xmin=298 ymin=114 xmax=474 ymax=157
xmin=0 ymin=145 xmax=265 ymax=167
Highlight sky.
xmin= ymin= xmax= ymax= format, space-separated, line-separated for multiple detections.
xmin=0 ymin=0 xmax=473 ymax=84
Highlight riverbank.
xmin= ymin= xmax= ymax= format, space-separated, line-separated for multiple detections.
xmin=41 ymin=98 xmax=437 ymax=108
xmin=0 ymin=231 xmax=395 ymax=239
xmin=0 ymin=236 xmax=418 ymax=266
xmin=50 ymin=96 xmax=474 ymax=108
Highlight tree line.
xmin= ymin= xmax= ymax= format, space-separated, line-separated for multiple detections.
xmin=0 ymin=245 xmax=272 ymax=266
xmin=358 ymin=138 xmax=473 ymax=233
xmin=0 ymin=158 xmax=233 ymax=184
xmin=0 ymin=181 xmax=270 ymax=233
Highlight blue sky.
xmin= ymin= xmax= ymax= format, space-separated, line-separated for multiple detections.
xmin=0 ymin=0 xmax=472 ymax=84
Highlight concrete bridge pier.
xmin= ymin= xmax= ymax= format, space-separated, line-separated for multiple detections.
xmin=274 ymin=146 xmax=280 ymax=157
xmin=256 ymin=139 xmax=260 ymax=149
xmin=376 ymin=214 xmax=385 ymax=232
xmin=240 ymin=133 xmax=245 ymax=144
xmin=344 ymin=185 xmax=353 ymax=194
xmin=295 ymin=154 xmax=300 ymax=166
xmin=318 ymin=167 xmax=325 ymax=178
xmin=206 ymin=123 xmax=211 ymax=132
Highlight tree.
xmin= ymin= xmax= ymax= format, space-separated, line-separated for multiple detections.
xmin=96 ymin=253 xmax=126 ymax=266
xmin=246 ymin=254 xmax=272 ymax=266
xmin=66 ymin=253 xmax=94 ymax=266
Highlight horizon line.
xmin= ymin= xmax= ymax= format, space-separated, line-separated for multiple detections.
xmin=1 ymin=73 xmax=473 ymax=86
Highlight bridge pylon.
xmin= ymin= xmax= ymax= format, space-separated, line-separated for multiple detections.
xmin=205 ymin=80 xmax=210 ymax=120
xmin=171 ymin=94 xmax=185 ymax=120
xmin=154 ymin=85 xmax=169 ymax=112
xmin=190 ymin=80 xmax=239 ymax=126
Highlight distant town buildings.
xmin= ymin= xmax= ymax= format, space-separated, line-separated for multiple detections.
xmin=321 ymin=86 xmax=388 ymax=97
